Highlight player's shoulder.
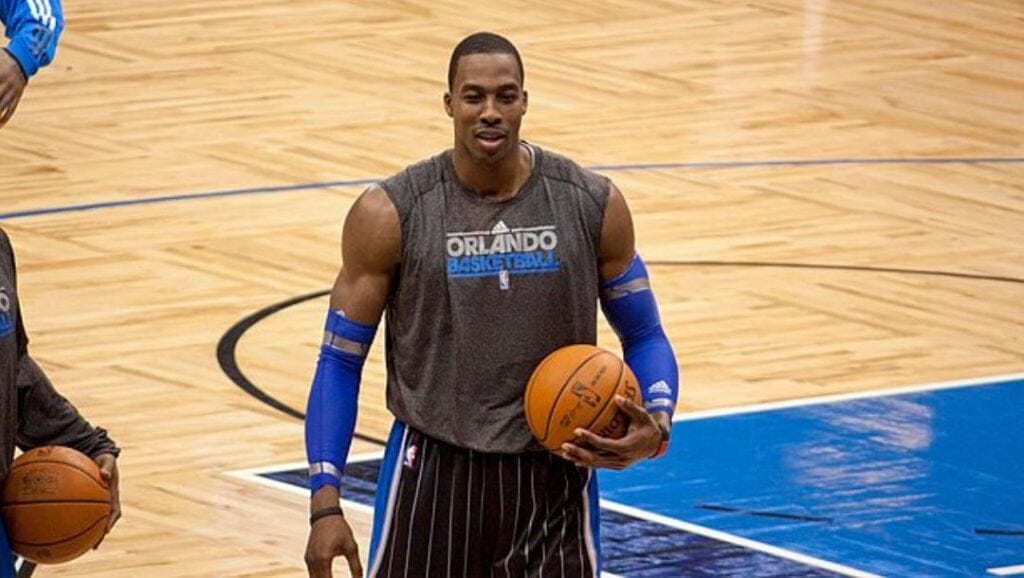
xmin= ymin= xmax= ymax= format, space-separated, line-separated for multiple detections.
xmin=379 ymin=151 xmax=449 ymax=197
xmin=347 ymin=184 xmax=399 ymax=234
xmin=533 ymin=144 xmax=610 ymax=202
xmin=378 ymin=150 xmax=450 ymax=221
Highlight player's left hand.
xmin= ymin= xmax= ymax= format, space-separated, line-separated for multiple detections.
xmin=0 ymin=50 xmax=28 ymax=128
xmin=93 ymin=453 xmax=122 ymax=539
xmin=560 ymin=395 xmax=663 ymax=470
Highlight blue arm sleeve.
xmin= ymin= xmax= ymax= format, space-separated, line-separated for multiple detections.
xmin=600 ymin=253 xmax=679 ymax=417
xmin=2 ymin=0 xmax=64 ymax=77
xmin=304 ymin=310 xmax=376 ymax=494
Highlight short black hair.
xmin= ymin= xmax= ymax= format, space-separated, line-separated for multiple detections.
xmin=447 ymin=32 xmax=524 ymax=91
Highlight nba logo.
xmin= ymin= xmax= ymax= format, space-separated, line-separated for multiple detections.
xmin=499 ymin=269 xmax=510 ymax=291
xmin=403 ymin=444 xmax=418 ymax=470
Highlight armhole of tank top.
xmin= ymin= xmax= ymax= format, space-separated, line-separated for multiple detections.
xmin=523 ymin=142 xmax=536 ymax=169
xmin=592 ymin=176 xmax=613 ymax=257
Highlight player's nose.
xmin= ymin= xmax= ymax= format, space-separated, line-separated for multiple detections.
xmin=480 ymin=96 xmax=502 ymax=124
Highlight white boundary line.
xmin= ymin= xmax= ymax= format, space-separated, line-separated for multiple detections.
xmin=990 ymin=564 xmax=1024 ymax=576
xmin=227 ymin=452 xmax=624 ymax=577
xmin=228 ymin=458 xmax=879 ymax=576
xmin=228 ymin=373 xmax=1023 ymax=577
xmin=600 ymin=500 xmax=882 ymax=578
xmin=675 ymin=372 xmax=1024 ymax=422
xmin=226 ymin=451 xmax=386 ymax=516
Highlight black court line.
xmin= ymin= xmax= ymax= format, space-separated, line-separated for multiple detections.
xmin=16 ymin=559 xmax=35 ymax=578
xmin=3 ymin=156 xmax=1023 ymax=220
xmin=649 ymin=260 xmax=1024 ymax=285
xmin=975 ymin=528 xmax=1024 ymax=537
xmin=218 ymin=260 xmax=1022 ymax=424
xmin=215 ymin=290 xmax=386 ymax=446
xmin=696 ymin=503 xmax=833 ymax=523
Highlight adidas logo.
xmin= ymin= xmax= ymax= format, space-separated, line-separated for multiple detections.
xmin=649 ymin=380 xmax=671 ymax=396
xmin=491 ymin=220 xmax=511 ymax=234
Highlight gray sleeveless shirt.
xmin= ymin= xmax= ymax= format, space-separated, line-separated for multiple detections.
xmin=380 ymin=145 xmax=610 ymax=453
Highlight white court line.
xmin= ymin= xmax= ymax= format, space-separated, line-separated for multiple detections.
xmin=230 ymin=373 xmax=1024 ymax=576
xmin=232 ymin=466 xmax=880 ymax=576
xmin=675 ymin=372 xmax=1024 ymax=422
xmin=228 ymin=457 xmax=624 ymax=577
xmin=990 ymin=564 xmax=1024 ymax=576
xmin=228 ymin=451 xmax=385 ymax=478
xmin=227 ymin=451 xmax=386 ymax=516
xmin=600 ymin=500 xmax=882 ymax=578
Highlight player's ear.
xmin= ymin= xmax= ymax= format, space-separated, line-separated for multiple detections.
xmin=444 ymin=92 xmax=453 ymax=118
xmin=522 ymin=90 xmax=528 ymax=114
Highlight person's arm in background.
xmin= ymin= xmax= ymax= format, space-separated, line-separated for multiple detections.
xmin=7 ymin=230 xmax=122 ymax=537
xmin=1 ymin=0 xmax=65 ymax=127
xmin=16 ymin=358 xmax=122 ymax=534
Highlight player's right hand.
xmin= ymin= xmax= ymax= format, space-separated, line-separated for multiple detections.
xmin=305 ymin=512 xmax=363 ymax=578
xmin=0 ymin=50 xmax=28 ymax=128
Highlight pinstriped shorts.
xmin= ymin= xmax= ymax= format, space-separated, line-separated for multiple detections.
xmin=367 ymin=422 xmax=601 ymax=578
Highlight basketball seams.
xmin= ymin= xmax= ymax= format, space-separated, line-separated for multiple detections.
xmin=2 ymin=447 xmax=112 ymax=563
xmin=9 ymin=459 xmax=104 ymax=487
xmin=540 ymin=349 xmax=610 ymax=445
xmin=526 ymin=345 xmax=591 ymax=443
xmin=3 ymin=499 xmax=111 ymax=506
xmin=524 ymin=350 xmax=563 ymax=436
xmin=580 ymin=354 xmax=625 ymax=433
xmin=9 ymin=514 xmax=109 ymax=548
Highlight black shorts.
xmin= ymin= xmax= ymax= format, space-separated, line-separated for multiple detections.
xmin=367 ymin=422 xmax=601 ymax=577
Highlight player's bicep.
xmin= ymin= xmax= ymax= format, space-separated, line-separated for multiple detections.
xmin=328 ymin=185 xmax=400 ymax=324
xmin=598 ymin=182 xmax=637 ymax=282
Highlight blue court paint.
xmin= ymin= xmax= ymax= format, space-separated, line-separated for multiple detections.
xmin=599 ymin=378 xmax=1024 ymax=576
xmin=3 ymin=156 xmax=1022 ymax=220
xmin=261 ymin=463 xmax=839 ymax=576
xmin=257 ymin=378 xmax=1023 ymax=575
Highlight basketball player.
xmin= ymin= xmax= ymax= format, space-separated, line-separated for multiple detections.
xmin=304 ymin=32 xmax=678 ymax=578
xmin=0 ymin=0 xmax=64 ymax=128
xmin=0 ymin=227 xmax=121 ymax=577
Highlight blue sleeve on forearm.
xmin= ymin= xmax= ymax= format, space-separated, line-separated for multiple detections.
xmin=2 ymin=0 xmax=65 ymax=77
xmin=600 ymin=253 xmax=679 ymax=417
xmin=304 ymin=310 xmax=376 ymax=494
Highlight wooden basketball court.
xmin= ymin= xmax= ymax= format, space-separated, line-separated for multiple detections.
xmin=1 ymin=0 xmax=1021 ymax=575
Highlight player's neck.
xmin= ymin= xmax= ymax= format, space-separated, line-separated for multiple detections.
xmin=452 ymin=142 xmax=531 ymax=201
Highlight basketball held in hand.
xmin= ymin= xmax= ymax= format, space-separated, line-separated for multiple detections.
xmin=524 ymin=344 xmax=642 ymax=452
xmin=1 ymin=446 xmax=111 ymax=564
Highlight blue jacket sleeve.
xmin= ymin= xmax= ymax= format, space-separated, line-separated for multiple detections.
xmin=1 ymin=0 xmax=65 ymax=78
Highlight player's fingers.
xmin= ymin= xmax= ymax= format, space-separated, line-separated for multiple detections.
xmin=94 ymin=454 xmax=115 ymax=484
xmin=572 ymin=427 xmax=621 ymax=452
xmin=555 ymin=449 xmax=576 ymax=463
xmin=561 ymin=442 xmax=597 ymax=466
xmin=1 ymin=87 xmax=20 ymax=121
xmin=616 ymin=395 xmax=650 ymax=420
xmin=107 ymin=503 xmax=122 ymax=532
xmin=0 ymin=95 xmax=13 ymax=127
xmin=306 ymin=556 xmax=334 ymax=578
xmin=344 ymin=547 xmax=363 ymax=578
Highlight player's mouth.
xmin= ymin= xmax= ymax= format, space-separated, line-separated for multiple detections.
xmin=475 ymin=129 xmax=507 ymax=154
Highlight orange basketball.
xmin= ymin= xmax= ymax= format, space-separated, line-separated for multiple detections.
xmin=1 ymin=446 xmax=111 ymax=564
xmin=524 ymin=344 xmax=642 ymax=452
